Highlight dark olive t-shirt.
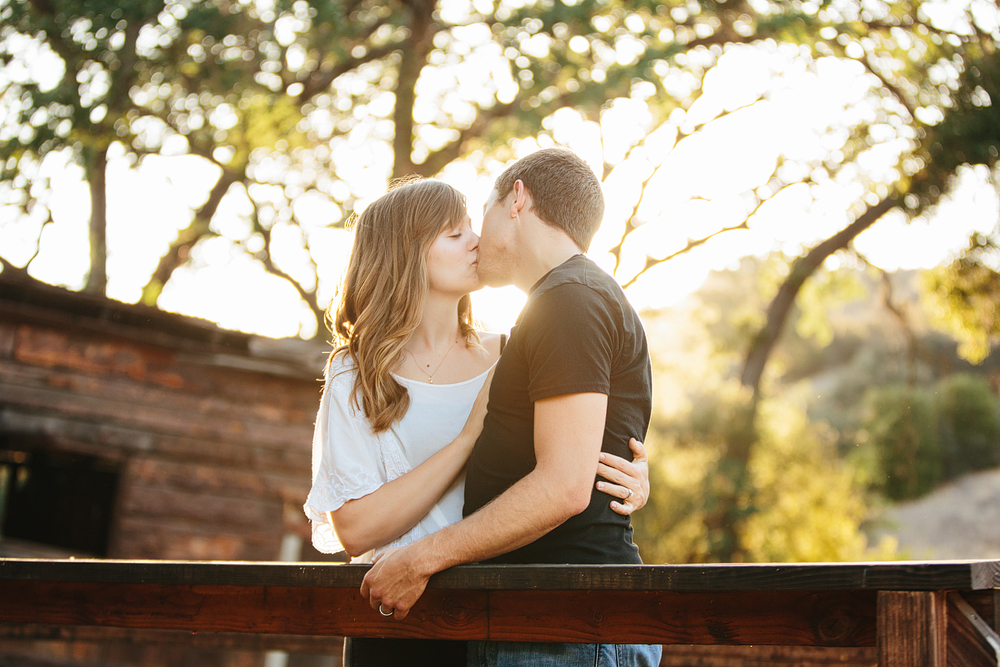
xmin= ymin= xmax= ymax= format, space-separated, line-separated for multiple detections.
xmin=463 ymin=254 xmax=652 ymax=564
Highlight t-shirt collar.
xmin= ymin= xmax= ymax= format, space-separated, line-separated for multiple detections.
xmin=526 ymin=253 xmax=586 ymax=297
xmin=516 ymin=254 xmax=586 ymax=325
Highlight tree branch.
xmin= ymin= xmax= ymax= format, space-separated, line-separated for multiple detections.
xmin=140 ymin=168 xmax=241 ymax=304
xmin=414 ymin=99 xmax=518 ymax=177
xmin=25 ymin=209 xmax=56 ymax=268
xmin=740 ymin=193 xmax=901 ymax=397
xmin=609 ymin=97 xmax=770 ymax=278
xmin=620 ymin=215 xmax=748 ymax=289
xmin=298 ymin=41 xmax=400 ymax=103
xmin=861 ymin=52 xmax=918 ymax=121
xmin=248 ymin=196 xmax=322 ymax=323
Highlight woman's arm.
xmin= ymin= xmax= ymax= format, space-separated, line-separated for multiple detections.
xmin=595 ymin=437 xmax=650 ymax=515
xmin=330 ymin=368 xmax=494 ymax=557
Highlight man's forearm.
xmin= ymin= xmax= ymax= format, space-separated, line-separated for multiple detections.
xmin=408 ymin=466 xmax=587 ymax=576
xmin=409 ymin=392 xmax=606 ymax=576
xmin=362 ymin=393 xmax=607 ymax=619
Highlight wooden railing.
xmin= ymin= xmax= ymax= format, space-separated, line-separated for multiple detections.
xmin=1 ymin=558 xmax=998 ymax=666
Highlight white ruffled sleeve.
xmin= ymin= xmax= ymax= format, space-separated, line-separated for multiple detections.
xmin=302 ymin=361 xmax=386 ymax=557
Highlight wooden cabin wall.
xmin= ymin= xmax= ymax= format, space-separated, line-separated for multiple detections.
xmin=0 ymin=316 xmax=322 ymax=562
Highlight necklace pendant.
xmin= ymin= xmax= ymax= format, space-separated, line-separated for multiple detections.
xmin=429 ymin=378 xmax=434 ymax=384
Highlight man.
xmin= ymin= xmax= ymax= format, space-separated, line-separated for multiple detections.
xmin=361 ymin=147 xmax=660 ymax=666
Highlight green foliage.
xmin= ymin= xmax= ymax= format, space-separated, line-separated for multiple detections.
xmin=632 ymin=375 xmax=880 ymax=564
xmin=743 ymin=399 xmax=869 ymax=562
xmin=860 ymin=385 xmax=941 ymax=501
xmin=795 ymin=266 xmax=866 ymax=348
xmin=934 ymin=373 xmax=1000 ymax=477
xmin=924 ymin=49 xmax=1000 ymax=190
xmin=922 ymin=235 xmax=1000 ymax=364
xmin=861 ymin=373 xmax=1000 ymax=501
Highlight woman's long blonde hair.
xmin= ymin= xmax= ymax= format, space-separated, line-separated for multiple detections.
xmin=327 ymin=179 xmax=479 ymax=433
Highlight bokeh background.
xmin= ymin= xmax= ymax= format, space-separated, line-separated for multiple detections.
xmin=3 ymin=0 xmax=1000 ymax=570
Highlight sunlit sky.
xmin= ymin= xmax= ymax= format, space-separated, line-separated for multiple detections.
xmin=2 ymin=5 xmax=999 ymax=339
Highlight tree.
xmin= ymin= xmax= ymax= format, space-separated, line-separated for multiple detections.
xmin=599 ymin=0 xmax=1000 ymax=561
xmin=2 ymin=0 xmax=710 ymax=328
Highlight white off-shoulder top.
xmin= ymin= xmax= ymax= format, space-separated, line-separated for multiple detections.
xmin=303 ymin=352 xmax=490 ymax=563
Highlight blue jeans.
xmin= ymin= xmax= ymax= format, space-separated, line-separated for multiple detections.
xmin=468 ymin=641 xmax=662 ymax=666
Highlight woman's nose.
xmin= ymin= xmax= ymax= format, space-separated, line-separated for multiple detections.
xmin=469 ymin=231 xmax=480 ymax=250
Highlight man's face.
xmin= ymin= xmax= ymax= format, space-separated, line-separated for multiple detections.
xmin=476 ymin=187 xmax=517 ymax=287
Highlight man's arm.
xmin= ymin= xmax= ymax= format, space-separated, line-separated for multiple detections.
xmin=360 ymin=391 xmax=608 ymax=619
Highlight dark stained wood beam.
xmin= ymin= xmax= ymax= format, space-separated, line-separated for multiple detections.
xmin=1 ymin=559 xmax=998 ymax=592
xmin=877 ymin=591 xmax=947 ymax=666
xmin=0 ymin=560 xmax=997 ymax=649
xmin=0 ymin=580 xmax=877 ymax=646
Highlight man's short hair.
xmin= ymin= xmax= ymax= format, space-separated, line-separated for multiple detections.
xmin=493 ymin=147 xmax=604 ymax=251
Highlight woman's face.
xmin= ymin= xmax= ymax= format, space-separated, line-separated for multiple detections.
xmin=426 ymin=215 xmax=481 ymax=297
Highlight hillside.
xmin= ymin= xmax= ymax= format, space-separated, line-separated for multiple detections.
xmin=868 ymin=467 xmax=1000 ymax=559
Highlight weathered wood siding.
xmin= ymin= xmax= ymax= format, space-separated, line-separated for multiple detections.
xmin=0 ymin=275 xmax=325 ymax=561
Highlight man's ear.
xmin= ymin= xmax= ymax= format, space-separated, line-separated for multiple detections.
xmin=510 ymin=179 xmax=530 ymax=218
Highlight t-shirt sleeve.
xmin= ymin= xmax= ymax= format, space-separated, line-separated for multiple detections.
xmin=302 ymin=369 xmax=386 ymax=554
xmin=519 ymin=282 xmax=618 ymax=402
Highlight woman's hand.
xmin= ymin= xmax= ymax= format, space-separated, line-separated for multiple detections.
xmin=595 ymin=437 xmax=649 ymax=516
xmin=458 ymin=366 xmax=495 ymax=447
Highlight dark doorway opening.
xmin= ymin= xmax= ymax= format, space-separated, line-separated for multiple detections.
xmin=0 ymin=440 xmax=120 ymax=557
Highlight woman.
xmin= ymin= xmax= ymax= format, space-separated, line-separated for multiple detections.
xmin=303 ymin=179 xmax=649 ymax=666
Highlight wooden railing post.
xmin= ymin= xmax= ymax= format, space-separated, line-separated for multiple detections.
xmin=877 ymin=591 xmax=947 ymax=666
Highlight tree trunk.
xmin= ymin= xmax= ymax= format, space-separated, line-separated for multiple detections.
xmin=84 ymin=145 xmax=109 ymax=296
xmin=740 ymin=195 xmax=900 ymax=400
xmin=707 ymin=194 xmax=900 ymax=562
xmin=391 ymin=0 xmax=435 ymax=179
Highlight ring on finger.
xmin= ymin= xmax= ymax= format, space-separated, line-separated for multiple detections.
xmin=625 ymin=488 xmax=633 ymax=501
xmin=378 ymin=604 xmax=393 ymax=617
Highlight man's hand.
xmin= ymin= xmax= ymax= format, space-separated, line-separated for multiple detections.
xmin=359 ymin=545 xmax=431 ymax=620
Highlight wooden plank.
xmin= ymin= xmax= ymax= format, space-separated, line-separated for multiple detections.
xmin=0 ymin=623 xmax=345 ymax=653
xmin=0 ymin=310 xmax=319 ymax=380
xmin=126 ymin=458 xmax=309 ymax=503
xmin=118 ymin=482 xmax=284 ymax=529
xmin=0 ymin=581 xmax=485 ymax=641
xmin=0 ymin=379 xmax=312 ymax=449
xmin=1 ymin=560 xmax=998 ymax=592
xmin=0 ymin=410 xmax=312 ymax=472
xmin=947 ymin=592 xmax=1000 ymax=667
xmin=441 ymin=562 xmax=1000 ymax=592
xmin=2 ymin=342 xmax=319 ymax=421
xmin=0 ymin=323 xmax=16 ymax=359
xmin=8 ymin=325 xmax=321 ymax=406
xmin=0 ymin=286 xmax=252 ymax=355
xmin=878 ymin=590 xmax=947 ymax=667
xmin=658 ymin=645 xmax=877 ymax=667
xmin=485 ymin=589 xmax=876 ymax=646
xmin=111 ymin=517 xmax=281 ymax=561
xmin=0 ymin=580 xmax=875 ymax=646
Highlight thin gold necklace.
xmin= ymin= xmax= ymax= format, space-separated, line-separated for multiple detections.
xmin=405 ymin=338 xmax=458 ymax=384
